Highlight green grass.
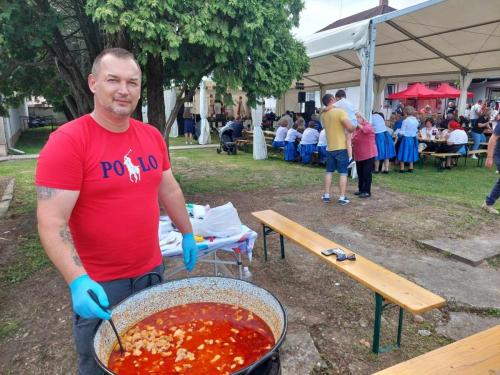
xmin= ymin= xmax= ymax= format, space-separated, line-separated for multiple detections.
xmin=14 ymin=127 xmax=56 ymax=154
xmin=0 ymin=320 xmax=19 ymax=341
xmin=373 ymin=161 xmax=497 ymax=208
xmin=170 ymin=148 xmax=324 ymax=195
xmin=0 ymin=232 xmax=51 ymax=286
xmin=485 ymin=308 xmax=500 ymax=317
xmin=0 ymin=160 xmax=38 ymax=215
xmin=13 ymin=125 xmax=216 ymax=151
xmin=488 ymin=254 xmax=500 ymax=268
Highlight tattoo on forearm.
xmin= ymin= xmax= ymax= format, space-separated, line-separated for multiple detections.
xmin=36 ymin=186 xmax=61 ymax=200
xmin=59 ymin=224 xmax=82 ymax=267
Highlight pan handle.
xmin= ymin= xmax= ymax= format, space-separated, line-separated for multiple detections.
xmin=241 ymin=350 xmax=279 ymax=375
xmin=131 ymin=272 xmax=163 ymax=292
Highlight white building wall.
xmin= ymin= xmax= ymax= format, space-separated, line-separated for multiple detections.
xmin=0 ymin=100 xmax=29 ymax=156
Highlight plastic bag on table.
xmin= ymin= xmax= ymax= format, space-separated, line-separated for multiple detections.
xmin=194 ymin=202 xmax=242 ymax=238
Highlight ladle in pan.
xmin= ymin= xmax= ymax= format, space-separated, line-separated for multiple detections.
xmin=88 ymin=290 xmax=124 ymax=355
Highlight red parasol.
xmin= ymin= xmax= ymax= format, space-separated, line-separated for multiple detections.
xmin=388 ymin=83 xmax=445 ymax=99
xmin=435 ymin=83 xmax=474 ymax=98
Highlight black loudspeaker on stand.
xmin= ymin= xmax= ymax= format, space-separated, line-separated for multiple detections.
xmin=304 ymin=100 xmax=316 ymax=122
xmin=298 ymin=91 xmax=306 ymax=103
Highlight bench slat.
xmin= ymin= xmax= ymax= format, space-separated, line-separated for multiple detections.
xmin=373 ymin=325 xmax=500 ymax=375
xmin=252 ymin=210 xmax=445 ymax=314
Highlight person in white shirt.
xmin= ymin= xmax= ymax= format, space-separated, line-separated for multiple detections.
xmin=372 ymin=112 xmax=396 ymax=173
xmin=397 ymin=106 xmax=420 ymax=173
xmin=284 ymin=122 xmax=302 ymax=161
xmin=418 ymin=118 xmax=440 ymax=153
xmin=334 ymin=90 xmax=357 ymax=164
xmin=418 ymin=118 xmax=439 ymax=141
xmin=272 ymin=118 xmax=288 ymax=148
xmin=442 ymin=121 xmax=468 ymax=168
xmin=298 ymin=121 xmax=320 ymax=164
xmin=279 ymin=111 xmax=294 ymax=129
xmin=300 ymin=122 xmax=320 ymax=145
xmin=317 ymin=128 xmax=327 ymax=164
xmin=470 ymin=100 xmax=483 ymax=129
xmin=464 ymin=103 xmax=471 ymax=120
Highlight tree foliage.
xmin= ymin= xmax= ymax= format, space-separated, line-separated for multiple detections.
xmin=0 ymin=0 xmax=103 ymax=119
xmin=87 ymin=0 xmax=309 ymax=136
xmin=1 ymin=0 xmax=308 ymax=137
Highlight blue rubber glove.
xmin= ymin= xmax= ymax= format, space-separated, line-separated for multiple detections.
xmin=69 ymin=275 xmax=111 ymax=320
xmin=182 ymin=233 xmax=203 ymax=272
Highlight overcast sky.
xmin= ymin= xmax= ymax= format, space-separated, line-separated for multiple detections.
xmin=294 ymin=0 xmax=428 ymax=39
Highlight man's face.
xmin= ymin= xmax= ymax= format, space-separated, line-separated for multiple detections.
xmin=88 ymin=54 xmax=141 ymax=118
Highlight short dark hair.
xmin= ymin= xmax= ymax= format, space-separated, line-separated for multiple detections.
xmin=91 ymin=48 xmax=141 ymax=76
xmin=335 ymin=90 xmax=346 ymax=99
xmin=322 ymin=94 xmax=334 ymax=106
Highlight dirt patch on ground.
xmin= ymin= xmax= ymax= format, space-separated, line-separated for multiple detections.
xmin=0 ymin=183 xmax=497 ymax=374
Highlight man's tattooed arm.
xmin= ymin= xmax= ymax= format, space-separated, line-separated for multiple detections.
xmin=36 ymin=186 xmax=61 ymax=200
xmin=59 ymin=224 xmax=82 ymax=267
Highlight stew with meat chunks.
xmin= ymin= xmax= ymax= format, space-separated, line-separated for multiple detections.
xmin=108 ymin=302 xmax=274 ymax=374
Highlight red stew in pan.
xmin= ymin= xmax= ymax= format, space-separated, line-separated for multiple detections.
xmin=108 ymin=302 xmax=275 ymax=374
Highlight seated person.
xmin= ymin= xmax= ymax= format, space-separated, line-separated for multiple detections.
xmin=272 ymin=118 xmax=288 ymax=148
xmin=438 ymin=112 xmax=454 ymax=130
xmin=441 ymin=121 xmax=468 ymax=168
xmin=298 ymin=121 xmax=320 ymax=164
xmin=295 ymin=116 xmax=306 ymax=133
xmin=418 ymin=118 xmax=439 ymax=151
xmin=284 ymin=122 xmax=302 ymax=161
xmin=310 ymin=114 xmax=322 ymax=131
xmin=317 ymin=128 xmax=327 ymax=164
xmin=228 ymin=117 xmax=243 ymax=138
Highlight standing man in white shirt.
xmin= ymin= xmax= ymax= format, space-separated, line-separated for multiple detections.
xmin=334 ymin=90 xmax=357 ymax=166
xmin=470 ymin=99 xmax=484 ymax=129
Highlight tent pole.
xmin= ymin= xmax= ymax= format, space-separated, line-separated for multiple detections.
xmin=363 ymin=21 xmax=377 ymax=119
xmin=458 ymin=72 xmax=472 ymax=116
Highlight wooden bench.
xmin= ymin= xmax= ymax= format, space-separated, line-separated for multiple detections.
xmin=373 ymin=325 xmax=500 ymax=374
xmin=431 ymin=152 xmax=464 ymax=170
xmin=251 ymin=210 xmax=446 ymax=354
xmin=467 ymin=149 xmax=488 ymax=167
xmin=418 ymin=151 xmax=434 ymax=168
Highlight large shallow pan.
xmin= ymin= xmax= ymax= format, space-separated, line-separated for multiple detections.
xmin=92 ymin=276 xmax=287 ymax=375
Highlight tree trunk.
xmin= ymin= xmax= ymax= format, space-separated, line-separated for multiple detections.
xmin=63 ymin=95 xmax=78 ymax=120
xmin=146 ymin=54 xmax=166 ymax=132
xmin=133 ymin=97 xmax=143 ymax=121
xmin=36 ymin=0 xmax=94 ymax=116
xmin=163 ymin=84 xmax=198 ymax=140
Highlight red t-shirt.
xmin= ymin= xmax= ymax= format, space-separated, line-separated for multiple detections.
xmin=36 ymin=115 xmax=170 ymax=282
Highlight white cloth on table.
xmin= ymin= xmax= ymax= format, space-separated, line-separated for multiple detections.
xmin=158 ymin=216 xmax=257 ymax=262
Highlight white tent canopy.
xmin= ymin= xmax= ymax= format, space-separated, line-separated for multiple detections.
xmin=301 ymin=0 xmax=500 ymax=116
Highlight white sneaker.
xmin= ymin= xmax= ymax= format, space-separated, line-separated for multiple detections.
xmin=471 ymin=155 xmax=478 ymax=159
xmin=482 ymin=202 xmax=499 ymax=214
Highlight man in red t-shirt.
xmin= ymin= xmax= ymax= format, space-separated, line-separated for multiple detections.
xmin=36 ymin=48 xmax=200 ymax=374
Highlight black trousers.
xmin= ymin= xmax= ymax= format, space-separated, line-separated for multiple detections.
xmin=356 ymin=157 xmax=374 ymax=194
